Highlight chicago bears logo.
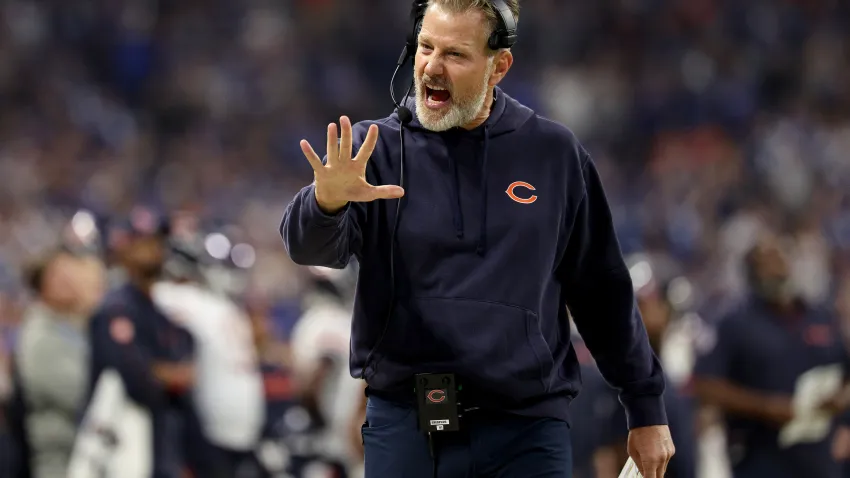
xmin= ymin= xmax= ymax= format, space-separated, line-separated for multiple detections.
xmin=109 ymin=317 xmax=134 ymax=344
xmin=505 ymin=181 xmax=537 ymax=204
xmin=427 ymin=389 xmax=446 ymax=404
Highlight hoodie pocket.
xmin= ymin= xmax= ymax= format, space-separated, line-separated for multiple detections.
xmin=376 ymin=297 xmax=555 ymax=403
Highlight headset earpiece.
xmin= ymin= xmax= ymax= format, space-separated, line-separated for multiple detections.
xmin=487 ymin=31 xmax=516 ymax=50
xmin=487 ymin=0 xmax=518 ymax=51
xmin=407 ymin=0 xmax=429 ymax=53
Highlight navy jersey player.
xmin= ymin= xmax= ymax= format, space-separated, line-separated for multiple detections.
xmin=72 ymin=211 xmax=196 ymax=478
xmin=694 ymin=234 xmax=850 ymax=478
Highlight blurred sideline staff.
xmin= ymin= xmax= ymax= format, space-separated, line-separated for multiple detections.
xmin=152 ymin=233 xmax=266 ymax=478
xmin=68 ymin=213 xmax=196 ymax=478
xmin=14 ymin=248 xmax=104 ymax=478
xmin=693 ymin=232 xmax=850 ymax=478
xmin=289 ymin=264 xmax=366 ymax=476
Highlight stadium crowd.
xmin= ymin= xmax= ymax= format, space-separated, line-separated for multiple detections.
xmin=0 ymin=0 xmax=848 ymax=477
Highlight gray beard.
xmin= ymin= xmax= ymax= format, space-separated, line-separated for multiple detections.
xmin=414 ymin=61 xmax=494 ymax=131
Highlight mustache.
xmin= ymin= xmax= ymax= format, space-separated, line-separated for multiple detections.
xmin=420 ymin=74 xmax=451 ymax=91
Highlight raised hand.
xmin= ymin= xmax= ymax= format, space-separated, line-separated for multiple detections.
xmin=301 ymin=115 xmax=405 ymax=214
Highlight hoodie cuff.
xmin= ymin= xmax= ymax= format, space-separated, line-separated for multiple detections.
xmin=621 ymin=394 xmax=668 ymax=430
xmin=306 ymin=185 xmax=350 ymax=225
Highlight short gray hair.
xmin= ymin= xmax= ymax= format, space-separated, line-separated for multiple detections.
xmin=427 ymin=0 xmax=520 ymax=40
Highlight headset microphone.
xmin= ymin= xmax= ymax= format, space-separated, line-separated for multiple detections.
xmin=390 ymin=1 xmax=427 ymax=125
xmin=389 ymin=45 xmax=415 ymax=126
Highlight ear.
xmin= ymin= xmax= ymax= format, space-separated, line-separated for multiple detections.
xmin=488 ymin=50 xmax=513 ymax=87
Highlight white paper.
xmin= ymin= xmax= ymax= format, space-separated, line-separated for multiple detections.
xmin=778 ymin=363 xmax=844 ymax=448
xmin=618 ymin=457 xmax=643 ymax=478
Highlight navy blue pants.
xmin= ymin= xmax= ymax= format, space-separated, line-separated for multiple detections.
xmin=362 ymin=395 xmax=572 ymax=478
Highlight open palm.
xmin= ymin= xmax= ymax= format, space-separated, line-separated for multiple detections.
xmin=300 ymin=115 xmax=404 ymax=213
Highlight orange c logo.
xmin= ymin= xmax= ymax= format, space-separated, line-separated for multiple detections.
xmin=505 ymin=181 xmax=537 ymax=204
xmin=427 ymin=389 xmax=446 ymax=403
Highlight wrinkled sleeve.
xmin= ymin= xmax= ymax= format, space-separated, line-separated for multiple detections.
xmin=559 ymin=153 xmax=667 ymax=429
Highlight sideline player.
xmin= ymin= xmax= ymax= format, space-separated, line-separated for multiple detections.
xmin=70 ymin=212 xmax=195 ymax=478
xmin=289 ymin=264 xmax=365 ymax=474
xmin=152 ymin=234 xmax=266 ymax=478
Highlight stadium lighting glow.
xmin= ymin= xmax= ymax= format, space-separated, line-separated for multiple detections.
xmin=668 ymin=277 xmax=693 ymax=307
xmin=629 ymin=260 xmax=653 ymax=291
xmin=204 ymin=233 xmax=232 ymax=260
xmin=71 ymin=210 xmax=97 ymax=241
xmin=231 ymin=243 xmax=256 ymax=268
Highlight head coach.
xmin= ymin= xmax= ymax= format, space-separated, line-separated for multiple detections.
xmin=279 ymin=1 xmax=675 ymax=477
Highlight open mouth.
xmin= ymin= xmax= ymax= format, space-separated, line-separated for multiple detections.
xmin=424 ymin=86 xmax=452 ymax=109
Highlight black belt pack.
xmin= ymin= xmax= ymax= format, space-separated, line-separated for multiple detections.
xmin=414 ymin=373 xmax=462 ymax=433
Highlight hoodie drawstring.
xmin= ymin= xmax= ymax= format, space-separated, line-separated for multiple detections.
xmin=446 ymin=127 xmax=490 ymax=255
xmin=476 ymin=127 xmax=490 ymax=256
xmin=450 ymin=155 xmax=464 ymax=239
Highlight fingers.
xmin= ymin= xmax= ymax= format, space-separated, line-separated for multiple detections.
xmin=300 ymin=140 xmax=324 ymax=172
xmin=663 ymin=443 xmax=675 ymax=476
xmin=326 ymin=122 xmax=339 ymax=166
xmin=369 ymin=185 xmax=405 ymax=201
xmin=355 ymin=124 xmax=380 ymax=163
xmin=637 ymin=448 xmax=674 ymax=478
xmin=339 ymin=116 xmax=353 ymax=161
xmin=634 ymin=459 xmax=654 ymax=478
xmin=639 ymin=461 xmax=657 ymax=478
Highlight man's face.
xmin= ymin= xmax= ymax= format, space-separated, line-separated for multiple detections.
xmin=123 ymin=235 xmax=166 ymax=280
xmin=749 ymin=236 xmax=792 ymax=302
xmin=42 ymin=253 xmax=82 ymax=309
xmin=413 ymin=5 xmax=509 ymax=131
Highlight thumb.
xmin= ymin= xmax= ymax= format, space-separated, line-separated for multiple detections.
xmin=370 ymin=185 xmax=405 ymax=200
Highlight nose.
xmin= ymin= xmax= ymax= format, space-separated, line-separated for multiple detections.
xmin=423 ymin=58 xmax=444 ymax=77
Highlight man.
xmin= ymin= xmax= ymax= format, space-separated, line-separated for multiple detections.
xmin=693 ymin=234 xmax=850 ymax=478
xmin=289 ymin=265 xmax=365 ymax=475
xmin=69 ymin=212 xmax=196 ymax=478
xmin=151 ymin=238 xmax=266 ymax=478
xmin=15 ymin=249 xmax=104 ymax=478
xmin=280 ymin=1 xmax=674 ymax=477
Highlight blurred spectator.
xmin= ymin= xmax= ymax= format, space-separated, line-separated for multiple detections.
xmin=14 ymin=249 xmax=103 ymax=478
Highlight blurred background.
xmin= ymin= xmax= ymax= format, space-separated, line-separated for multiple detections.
xmin=0 ymin=0 xmax=848 ymax=477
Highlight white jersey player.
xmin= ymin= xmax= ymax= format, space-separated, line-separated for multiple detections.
xmin=151 ymin=279 xmax=266 ymax=453
xmin=289 ymin=265 xmax=366 ymax=472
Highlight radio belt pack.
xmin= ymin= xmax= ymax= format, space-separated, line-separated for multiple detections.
xmin=414 ymin=373 xmax=462 ymax=433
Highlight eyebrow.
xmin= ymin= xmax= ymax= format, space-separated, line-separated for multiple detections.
xmin=418 ymin=33 xmax=475 ymax=52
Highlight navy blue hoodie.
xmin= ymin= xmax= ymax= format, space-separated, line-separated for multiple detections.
xmin=280 ymin=87 xmax=667 ymax=429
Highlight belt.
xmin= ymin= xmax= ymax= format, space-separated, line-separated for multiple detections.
xmin=366 ymin=376 xmax=486 ymax=412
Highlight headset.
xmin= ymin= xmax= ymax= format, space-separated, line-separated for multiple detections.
xmin=364 ymin=0 xmax=518 ymax=381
